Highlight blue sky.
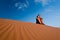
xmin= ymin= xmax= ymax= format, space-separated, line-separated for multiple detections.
xmin=0 ymin=0 xmax=60 ymax=28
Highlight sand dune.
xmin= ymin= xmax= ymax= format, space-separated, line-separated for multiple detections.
xmin=0 ymin=19 xmax=60 ymax=40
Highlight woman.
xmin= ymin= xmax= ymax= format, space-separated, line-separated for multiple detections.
xmin=36 ymin=14 xmax=44 ymax=25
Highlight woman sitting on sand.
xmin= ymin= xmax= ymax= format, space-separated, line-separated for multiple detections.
xmin=36 ymin=14 xmax=44 ymax=25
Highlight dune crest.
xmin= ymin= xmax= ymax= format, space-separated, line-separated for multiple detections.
xmin=0 ymin=19 xmax=60 ymax=40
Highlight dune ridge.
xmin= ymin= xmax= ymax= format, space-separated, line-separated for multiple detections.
xmin=0 ymin=19 xmax=60 ymax=40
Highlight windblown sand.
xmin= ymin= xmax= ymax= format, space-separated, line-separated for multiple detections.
xmin=0 ymin=19 xmax=60 ymax=40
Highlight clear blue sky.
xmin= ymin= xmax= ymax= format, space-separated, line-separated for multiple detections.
xmin=0 ymin=0 xmax=60 ymax=28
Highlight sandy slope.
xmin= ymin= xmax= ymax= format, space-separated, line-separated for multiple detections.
xmin=0 ymin=19 xmax=60 ymax=40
